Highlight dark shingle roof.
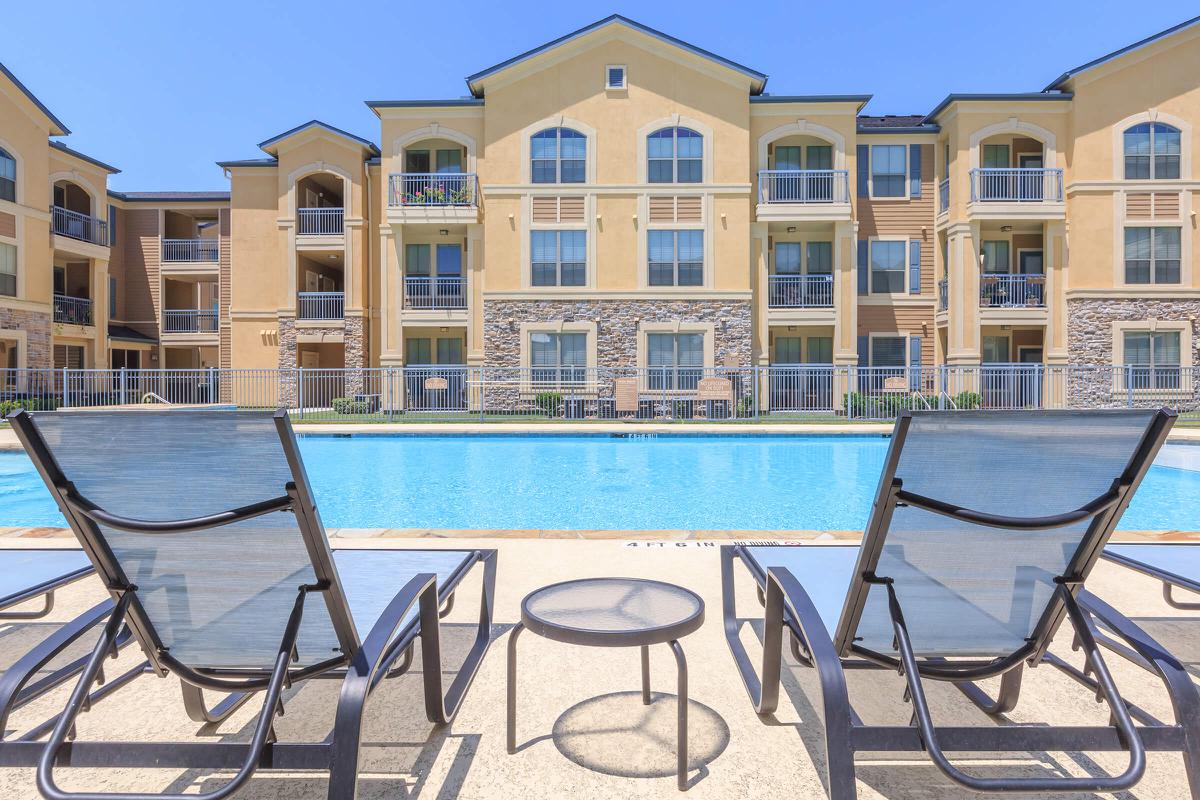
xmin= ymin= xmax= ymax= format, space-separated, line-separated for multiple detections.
xmin=857 ymin=115 xmax=927 ymax=128
xmin=107 ymin=324 xmax=157 ymax=344
xmin=109 ymin=191 xmax=229 ymax=202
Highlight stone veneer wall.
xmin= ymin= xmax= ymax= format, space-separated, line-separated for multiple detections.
xmin=480 ymin=299 xmax=753 ymax=413
xmin=276 ymin=314 xmax=366 ymax=407
xmin=1067 ymin=298 xmax=1200 ymax=407
xmin=0 ymin=308 xmax=52 ymax=368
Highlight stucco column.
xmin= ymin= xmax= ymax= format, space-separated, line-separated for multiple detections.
xmin=467 ymin=223 xmax=484 ymax=365
xmin=379 ymin=225 xmax=402 ymax=366
xmin=946 ymin=221 xmax=981 ymax=365
xmin=1044 ymin=219 xmax=1069 ymax=365
xmin=750 ymin=222 xmax=768 ymax=365
xmin=833 ymin=221 xmax=858 ymax=365
xmin=92 ymin=258 xmax=109 ymax=369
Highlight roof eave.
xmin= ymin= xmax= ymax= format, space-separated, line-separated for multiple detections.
xmin=256 ymin=120 xmax=381 ymax=158
xmin=48 ymin=141 xmax=120 ymax=174
xmin=1042 ymin=14 xmax=1200 ymax=91
xmin=923 ymin=92 xmax=1074 ymax=124
xmin=0 ymin=62 xmax=70 ymax=135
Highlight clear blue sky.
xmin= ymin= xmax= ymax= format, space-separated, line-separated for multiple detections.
xmin=5 ymin=1 xmax=1197 ymax=192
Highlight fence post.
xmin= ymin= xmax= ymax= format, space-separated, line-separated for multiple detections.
xmin=386 ymin=368 xmax=394 ymax=422
xmin=61 ymin=367 xmax=69 ymax=409
xmin=1126 ymin=365 xmax=1134 ymax=408
xmin=119 ymin=367 xmax=127 ymax=405
xmin=297 ymin=367 xmax=304 ymax=420
xmin=478 ymin=366 xmax=485 ymax=422
xmin=752 ymin=366 xmax=760 ymax=420
xmin=207 ymin=367 xmax=216 ymax=405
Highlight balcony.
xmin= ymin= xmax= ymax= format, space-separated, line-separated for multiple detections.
xmin=51 ymin=206 xmax=108 ymax=247
xmin=938 ymin=278 xmax=948 ymax=311
xmin=755 ymin=170 xmax=851 ymax=222
xmin=980 ymin=274 xmax=1045 ymax=308
xmin=967 ymin=169 xmax=1064 ymax=219
xmin=938 ymin=179 xmax=949 ymax=214
xmin=161 ymin=238 xmax=219 ymax=263
xmin=387 ymin=173 xmax=479 ymax=224
xmin=404 ymin=276 xmax=466 ymax=310
xmin=53 ymin=294 xmax=93 ymax=326
xmin=163 ymin=309 xmax=218 ymax=333
xmin=767 ymin=275 xmax=833 ymax=309
xmin=297 ymin=291 xmax=344 ymax=321
xmin=297 ymin=208 xmax=344 ymax=237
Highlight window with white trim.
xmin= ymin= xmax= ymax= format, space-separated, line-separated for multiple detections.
xmin=0 ymin=243 xmax=14 ymax=297
xmin=648 ymin=230 xmax=702 ymax=286
xmin=648 ymin=127 xmax=702 ymax=183
xmin=870 ymin=240 xmax=905 ymax=293
xmin=0 ymin=148 xmax=14 ymax=203
xmin=647 ymin=332 xmax=703 ymax=390
xmin=869 ymin=335 xmax=906 ymax=367
xmin=1124 ymin=123 xmax=1181 ymax=180
xmin=530 ymin=332 xmax=586 ymax=383
xmin=531 ymin=230 xmax=585 ymax=287
xmin=606 ymin=65 xmax=626 ymax=90
xmin=870 ymin=144 xmax=906 ymax=197
xmin=531 ymin=128 xmax=586 ymax=184
xmin=1124 ymin=227 xmax=1180 ymax=284
xmin=1124 ymin=330 xmax=1181 ymax=389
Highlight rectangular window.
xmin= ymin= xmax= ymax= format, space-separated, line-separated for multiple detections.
xmin=1124 ymin=227 xmax=1181 ymax=284
xmin=405 ymin=243 xmax=431 ymax=275
xmin=981 ymin=241 xmax=1010 ymax=274
xmin=109 ymin=275 xmax=117 ymax=318
xmin=530 ymin=230 xmax=586 ymax=287
xmin=806 ymin=336 xmax=833 ymax=363
xmin=405 ymin=337 xmax=432 ymax=365
xmin=982 ymin=144 xmax=1010 ymax=169
xmin=774 ymin=336 xmax=802 ymax=364
xmin=648 ymin=230 xmax=703 ymax=286
xmin=606 ymin=65 xmax=626 ymax=89
xmin=806 ymin=241 xmax=833 ymax=274
xmin=647 ymin=332 xmax=704 ymax=390
xmin=982 ymin=335 xmax=1010 ymax=363
xmin=437 ymin=337 xmax=463 ymax=364
xmin=870 ymin=145 xmax=906 ymax=198
xmin=870 ymin=336 xmax=906 ymax=367
xmin=0 ymin=243 xmax=15 ymax=297
xmin=435 ymin=149 xmax=462 ymax=173
xmin=1125 ymin=330 xmax=1181 ymax=389
xmin=870 ymin=240 xmax=906 ymax=293
xmin=108 ymin=204 xmax=117 ymax=245
xmin=774 ymin=242 xmax=801 ymax=274
xmin=530 ymin=332 xmax=586 ymax=383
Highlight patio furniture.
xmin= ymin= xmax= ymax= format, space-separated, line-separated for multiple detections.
xmin=0 ymin=550 xmax=142 ymax=746
xmin=722 ymin=409 xmax=1200 ymax=798
xmin=1104 ymin=543 xmax=1200 ymax=610
xmin=7 ymin=407 xmax=497 ymax=799
xmin=507 ymin=577 xmax=704 ymax=791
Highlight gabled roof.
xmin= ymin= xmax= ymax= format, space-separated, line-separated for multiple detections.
xmin=465 ymin=14 xmax=767 ymax=97
xmin=49 ymin=141 xmax=120 ymax=174
xmin=924 ymin=92 xmax=1073 ymax=123
xmin=256 ymin=120 xmax=380 ymax=158
xmin=1045 ymin=14 xmax=1200 ymax=90
xmin=0 ymin=61 xmax=69 ymax=136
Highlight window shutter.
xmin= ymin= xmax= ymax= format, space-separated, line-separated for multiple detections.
xmin=908 ymin=240 xmax=921 ymax=295
xmin=909 ymin=144 xmax=922 ymax=198
xmin=908 ymin=336 xmax=922 ymax=390
xmin=857 ymin=335 xmax=869 ymax=366
xmin=857 ymin=239 xmax=868 ymax=295
xmin=856 ymin=145 xmax=869 ymax=197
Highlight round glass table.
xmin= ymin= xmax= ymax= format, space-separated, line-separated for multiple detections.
xmin=506 ymin=577 xmax=705 ymax=790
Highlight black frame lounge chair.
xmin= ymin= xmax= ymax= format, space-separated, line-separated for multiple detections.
xmin=0 ymin=550 xmax=141 ymax=746
xmin=722 ymin=410 xmax=1200 ymax=798
xmin=6 ymin=408 xmax=497 ymax=800
xmin=1104 ymin=543 xmax=1200 ymax=611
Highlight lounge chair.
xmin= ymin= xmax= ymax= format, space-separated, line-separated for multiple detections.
xmin=7 ymin=408 xmax=496 ymax=799
xmin=0 ymin=550 xmax=142 ymax=745
xmin=722 ymin=409 xmax=1200 ymax=798
xmin=1105 ymin=543 xmax=1200 ymax=610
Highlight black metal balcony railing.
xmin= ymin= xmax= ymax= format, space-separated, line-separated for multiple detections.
xmin=768 ymin=274 xmax=834 ymax=308
xmin=51 ymin=206 xmax=108 ymax=246
xmin=163 ymin=309 xmax=218 ymax=333
xmin=980 ymin=274 xmax=1046 ymax=307
xmin=53 ymin=294 xmax=93 ymax=326
xmin=404 ymin=276 xmax=466 ymax=309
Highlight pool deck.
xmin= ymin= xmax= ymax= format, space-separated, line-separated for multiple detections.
xmin=2 ymin=534 xmax=1199 ymax=799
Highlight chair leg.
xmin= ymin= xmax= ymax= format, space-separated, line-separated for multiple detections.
xmin=422 ymin=550 xmax=497 ymax=725
xmin=641 ymin=645 xmax=651 ymax=705
xmin=669 ymin=640 xmax=688 ymax=791
xmin=953 ymin=663 xmax=1024 ymax=715
xmin=0 ymin=589 xmax=55 ymax=620
xmin=506 ymin=622 xmax=524 ymax=754
xmin=180 ymin=683 xmax=255 ymax=724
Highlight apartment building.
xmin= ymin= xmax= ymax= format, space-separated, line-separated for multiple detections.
xmin=2 ymin=13 xmax=1198 ymax=410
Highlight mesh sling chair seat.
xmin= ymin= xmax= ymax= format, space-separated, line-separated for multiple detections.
xmin=7 ymin=408 xmax=497 ymax=800
xmin=722 ymin=410 xmax=1200 ymax=799
xmin=0 ymin=551 xmax=142 ymax=747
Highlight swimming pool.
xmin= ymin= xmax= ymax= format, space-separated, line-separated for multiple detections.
xmin=1 ymin=434 xmax=1197 ymax=531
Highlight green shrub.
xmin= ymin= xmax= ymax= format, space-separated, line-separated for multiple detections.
xmin=0 ymin=398 xmax=58 ymax=417
xmin=534 ymin=392 xmax=563 ymax=416
xmin=331 ymin=396 xmax=370 ymax=415
xmin=953 ymin=391 xmax=982 ymax=410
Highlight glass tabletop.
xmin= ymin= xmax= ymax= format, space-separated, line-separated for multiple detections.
xmin=522 ymin=578 xmax=704 ymax=646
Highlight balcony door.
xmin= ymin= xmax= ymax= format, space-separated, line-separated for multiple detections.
xmin=405 ymin=151 xmax=431 ymax=173
xmin=1018 ymin=153 xmax=1044 ymax=200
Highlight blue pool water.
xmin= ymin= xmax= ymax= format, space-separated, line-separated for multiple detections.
xmin=1 ymin=434 xmax=1198 ymax=531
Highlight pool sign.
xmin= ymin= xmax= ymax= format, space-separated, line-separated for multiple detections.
xmin=695 ymin=377 xmax=732 ymax=402
xmin=424 ymin=376 xmax=449 ymax=391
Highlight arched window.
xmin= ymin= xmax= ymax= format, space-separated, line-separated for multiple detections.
xmin=648 ymin=127 xmax=702 ymax=183
xmin=1124 ymin=123 xmax=1181 ymax=179
xmin=0 ymin=148 xmax=15 ymax=203
xmin=530 ymin=128 xmax=585 ymax=184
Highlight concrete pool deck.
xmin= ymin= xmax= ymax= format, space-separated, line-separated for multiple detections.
xmin=2 ymin=535 xmax=1200 ymax=799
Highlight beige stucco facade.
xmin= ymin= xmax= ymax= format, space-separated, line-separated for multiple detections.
xmin=2 ymin=14 xmax=1199 ymax=405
